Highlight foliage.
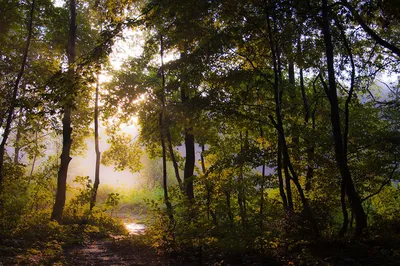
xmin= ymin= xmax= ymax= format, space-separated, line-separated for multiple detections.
xmin=101 ymin=132 xmax=143 ymax=173
xmin=1 ymin=0 xmax=400 ymax=264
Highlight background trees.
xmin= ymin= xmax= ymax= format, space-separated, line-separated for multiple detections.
xmin=0 ymin=0 xmax=400 ymax=264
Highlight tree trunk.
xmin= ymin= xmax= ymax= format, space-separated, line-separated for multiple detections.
xmin=0 ymin=0 xmax=35 ymax=192
xmin=180 ymin=48 xmax=195 ymax=201
xmin=225 ymin=190 xmax=233 ymax=227
xmin=90 ymin=73 xmax=101 ymax=211
xmin=282 ymin=143 xmax=294 ymax=210
xmin=321 ymin=0 xmax=367 ymax=237
xmin=266 ymin=4 xmax=318 ymax=236
xmin=166 ymin=128 xmax=183 ymax=189
xmin=339 ymin=179 xmax=349 ymax=236
xmin=51 ymin=0 xmax=76 ymax=222
xmin=200 ymin=144 xmax=206 ymax=173
xmin=300 ymin=67 xmax=316 ymax=191
xmin=160 ymin=113 xmax=173 ymax=221
xmin=13 ymin=113 xmax=23 ymax=164
xmin=159 ymin=34 xmax=173 ymax=222
xmin=266 ymin=5 xmax=293 ymax=211
xmin=238 ymin=131 xmax=248 ymax=227
xmin=51 ymin=107 xmax=72 ymax=222
xmin=28 ymin=131 xmax=38 ymax=183
xmin=260 ymin=164 xmax=265 ymax=230
xmin=183 ymin=127 xmax=195 ymax=200
xmin=277 ymin=138 xmax=288 ymax=209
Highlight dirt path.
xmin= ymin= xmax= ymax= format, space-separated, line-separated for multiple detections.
xmin=64 ymin=238 xmax=166 ymax=266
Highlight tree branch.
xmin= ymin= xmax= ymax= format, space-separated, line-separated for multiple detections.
xmin=362 ymin=162 xmax=398 ymax=202
xmin=339 ymin=0 xmax=400 ymax=58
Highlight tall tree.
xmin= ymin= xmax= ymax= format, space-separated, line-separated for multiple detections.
xmin=90 ymin=71 xmax=101 ymax=211
xmin=0 ymin=0 xmax=36 ymax=192
xmin=51 ymin=0 xmax=77 ymax=222
xmin=320 ymin=0 xmax=367 ymax=237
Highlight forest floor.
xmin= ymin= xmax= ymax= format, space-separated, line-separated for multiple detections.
xmin=2 ymin=214 xmax=399 ymax=265
xmin=63 ymin=220 xmax=200 ymax=266
xmin=64 ymin=237 xmax=167 ymax=266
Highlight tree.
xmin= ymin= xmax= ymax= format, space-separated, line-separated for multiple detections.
xmin=0 ymin=0 xmax=36 ymax=193
xmin=321 ymin=0 xmax=367 ymax=237
xmin=51 ymin=0 xmax=77 ymax=222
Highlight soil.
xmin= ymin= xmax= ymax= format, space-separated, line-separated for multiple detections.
xmin=64 ymin=238 xmax=168 ymax=266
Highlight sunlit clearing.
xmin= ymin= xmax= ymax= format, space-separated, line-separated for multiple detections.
xmin=124 ymin=222 xmax=146 ymax=235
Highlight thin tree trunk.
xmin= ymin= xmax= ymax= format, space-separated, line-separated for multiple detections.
xmin=321 ymin=0 xmax=367 ymax=237
xmin=295 ymin=32 xmax=316 ymax=192
xmin=298 ymin=33 xmax=316 ymax=191
xmin=266 ymin=3 xmax=319 ymax=236
xmin=307 ymin=73 xmax=320 ymax=191
xmin=180 ymin=49 xmax=195 ymax=201
xmin=265 ymin=3 xmax=294 ymax=212
xmin=277 ymin=138 xmax=288 ymax=209
xmin=200 ymin=144 xmax=206 ymax=173
xmin=339 ymin=179 xmax=349 ymax=236
xmin=0 ymin=0 xmax=35 ymax=192
xmin=266 ymin=5 xmax=293 ymax=211
xmin=183 ymin=127 xmax=195 ymax=200
xmin=282 ymin=146 xmax=294 ymax=210
xmin=13 ymin=113 xmax=23 ymax=164
xmin=225 ymin=190 xmax=233 ymax=227
xmin=237 ymin=131 xmax=248 ymax=227
xmin=166 ymin=128 xmax=183 ymax=189
xmin=90 ymin=73 xmax=101 ymax=211
xmin=160 ymin=113 xmax=173 ymax=221
xmin=259 ymin=126 xmax=265 ymax=230
xmin=51 ymin=0 xmax=76 ymax=222
xmin=201 ymin=144 xmax=210 ymax=220
xmin=159 ymin=34 xmax=173 ymax=222
xmin=201 ymin=145 xmax=217 ymax=224
xmin=28 ymin=131 xmax=38 ymax=183
xmin=300 ymin=67 xmax=315 ymax=191
xmin=335 ymin=15 xmax=356 ymax=237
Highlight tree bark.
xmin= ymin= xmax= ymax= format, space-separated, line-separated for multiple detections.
xmin=159 ymin=34 xmax=173 ymax=222
xmin=225 ymin=190 xmax=233 ymax=227
xmin=339 ymin=179 xmax=349 ymax=236
xmin=160 ymin=112 xmax=173 ymax=221
xmin=266 ymin=3 xmax=318 ymax=236
xmin=28 ymin=131 xmax=38 ymax=183
xmin=237 ymin=131 xmax=248 ymax=227
xmin=259 ymin=127 xmax=266 ymax=230
xmin=166 ymin=128 xmax=183 ymax=189
xmin=282 ymin=142 xmax=294 ymax=210
xmin=277 ymin=138 xmax=288 ymax=209
xmin=180 ymin=49 xmax=195 ymax=201
xmin=266 ymin=5 xmax=294 ymax=212
xmin=183 ymin=127 xmax=195 ymax=200
xmin=51 ymin=0 xmax=76 ymax=222
xmin=335 ymin=15 xmax=356 ymax=236
xmin=90 ymin=73 xmax=101 ymax=211
xmin=321 ymin=0 xmax=367 ymax=237
xmin=0 ymin=0 xmax=35 ymax=192
xmin=300 ymin=67 xmax=316 ymax=191
xmin=13 ymin=113 xmax=23 ymax=164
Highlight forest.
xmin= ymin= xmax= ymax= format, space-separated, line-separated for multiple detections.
xmin=0 ymin=0 xmax=400 ymax=265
